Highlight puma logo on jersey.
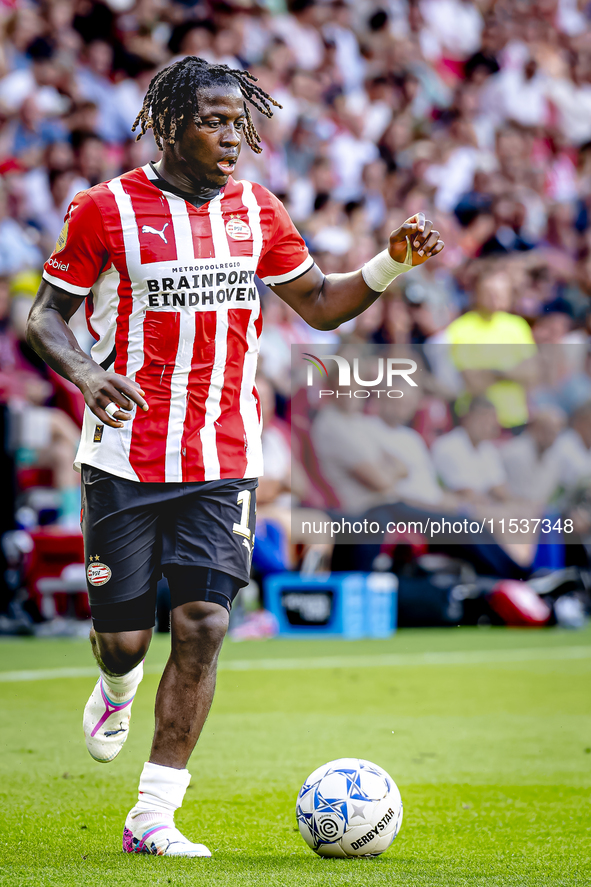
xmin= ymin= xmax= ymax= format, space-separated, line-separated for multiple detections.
xmin=142 ymin=223 xmax=169 ymax=243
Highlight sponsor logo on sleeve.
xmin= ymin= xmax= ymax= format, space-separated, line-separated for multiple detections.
xmin=47 ymin=257 xmax=70 ymax=271
xmin=52 ymin=218 xmax=69 ymax=254
xmin=52 ymin=203 xmax=76 ymax=255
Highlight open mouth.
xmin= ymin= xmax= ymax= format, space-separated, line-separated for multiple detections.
xmin=217 ymin=158 xmax=237 ymax=174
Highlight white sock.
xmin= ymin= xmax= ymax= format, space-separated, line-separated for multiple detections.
xmin=130 ymin=761 xmax=191 ymax=824
xmin=101 ymin=660 xmax=143 ymax=701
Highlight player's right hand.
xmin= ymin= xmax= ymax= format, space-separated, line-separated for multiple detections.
xmin=389 ymin=213 xmax=444 ymax=265
xmin=80 ymin=369 xmax=149 ymax=428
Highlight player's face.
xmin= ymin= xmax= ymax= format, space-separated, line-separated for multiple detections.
xmin=175 ymin=86 xmax=245 ymax=189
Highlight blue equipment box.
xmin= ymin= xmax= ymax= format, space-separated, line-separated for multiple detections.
xmin=264 ymin=572 xmax=398 ymax=638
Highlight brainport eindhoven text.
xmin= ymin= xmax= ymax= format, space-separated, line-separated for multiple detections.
xmin=146 ymin=269 xmax=257 ymax=307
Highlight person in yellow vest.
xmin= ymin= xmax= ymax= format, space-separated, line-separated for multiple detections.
xmin=445 ymin=262 xmax=537 ymax=428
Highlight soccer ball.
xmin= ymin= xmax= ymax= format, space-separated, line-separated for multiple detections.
xmin=296 ymin=758 xmax=403 ymax=858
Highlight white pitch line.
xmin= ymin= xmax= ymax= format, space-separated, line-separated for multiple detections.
xmin=0 ymin=645 xmax=589 ymax=683
xmin=0 ymin=666 xmax=100 ymax=683
xmin=218 ymin=645 xmax=591 ymax=672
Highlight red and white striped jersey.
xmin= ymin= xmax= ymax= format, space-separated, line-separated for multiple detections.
xmin=42 ymin=163 xmax=313 ymax=482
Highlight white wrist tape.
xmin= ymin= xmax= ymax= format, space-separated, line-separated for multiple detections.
xmin=361 ymin=238 xmax=413 ymax=293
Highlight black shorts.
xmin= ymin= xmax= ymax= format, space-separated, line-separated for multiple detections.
xmin=81 ymin=465 xmax=257 ymax=632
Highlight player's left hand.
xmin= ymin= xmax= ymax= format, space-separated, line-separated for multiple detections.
xmin=389 ymin=212 xmax=444 ymax=266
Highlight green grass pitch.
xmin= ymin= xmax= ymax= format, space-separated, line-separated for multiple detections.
xmin=0 ymin=625 xmax=589 ymax=886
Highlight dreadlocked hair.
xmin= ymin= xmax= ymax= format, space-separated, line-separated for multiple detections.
xmin=132 ymin=56 xmax=282 ymax=154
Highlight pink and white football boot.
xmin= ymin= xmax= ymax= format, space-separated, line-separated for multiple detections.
xmin=83 ymin=665 xmax=142 ymax=763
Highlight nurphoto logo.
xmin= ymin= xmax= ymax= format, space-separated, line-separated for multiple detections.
xmin=303 ymin=352 xmax=418 ymax=399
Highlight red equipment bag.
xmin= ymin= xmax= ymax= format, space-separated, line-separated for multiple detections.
xmin=488 ymin=580 xmax=551 ymax=626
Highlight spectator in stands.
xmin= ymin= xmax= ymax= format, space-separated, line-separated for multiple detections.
xmin=75 ymin=40 xmax=129 ymax=145
xmin=71 ymin=130 xmax=108 ymax=187
xmin=500 ymin=406 xmax=566 ymax=504
xmin=10 ymin=95 xmax=65 ymax=161
xmin=311 ymin=374 xmax=408 ymax=515
xmin=0 ymin=273 xmax=81 ymax=525
xmin=370 ymin=383 xmax=453 ymax=509
xmin=258 ymin=374 xmax=291 ymax=513
xmin=0 ymin=181 xmax=43 ymax=275
xmin=432 ymin=396 xmax=509 ymax=502
xmin=271 ymin=0 xmax=325 ymax=72
xmin=552 ymin=400 xmax=591 ymax=490
xmin=444 ymin=262 xmax=537 ymax=427
xmin=0 ymin=37 xmax=67 ymax=117
xmin=552 ymin=348 xmax=591 ymax=416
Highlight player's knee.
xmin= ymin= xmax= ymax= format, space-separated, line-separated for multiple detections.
xmin=100 ymin=643 xmax=147 ymax=676
xmin=172 ymin=601 xmax=229 ymax=663
xmin=92 ymin=628 xmax=151 ymax=675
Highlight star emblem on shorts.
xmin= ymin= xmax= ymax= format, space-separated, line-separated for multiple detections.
xmin=90 ymin=555 xmax=100 ymax=561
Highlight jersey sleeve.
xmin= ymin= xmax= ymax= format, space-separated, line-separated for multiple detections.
xmin=42 ymin=191 xmax=109 ymax=297
xmin=255 ymin=188 xmax=314 ymax=287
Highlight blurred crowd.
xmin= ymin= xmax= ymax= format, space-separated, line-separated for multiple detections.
xmin=2 ymin=0 xmax=591 ymax=617
xmin=295 ymin=333 xmax=591 ymax=542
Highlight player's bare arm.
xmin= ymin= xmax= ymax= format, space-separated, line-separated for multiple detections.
xmin=271 ymin=213 xmax=444 ymax=330
xmin=27 ymin=280 xmax=148 ymax=428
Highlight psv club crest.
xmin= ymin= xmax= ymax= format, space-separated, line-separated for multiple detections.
xmin=87 ymin=557 xmax=112 ymax=587
xmin=225 ymin=217 xmax=251 ymax=240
